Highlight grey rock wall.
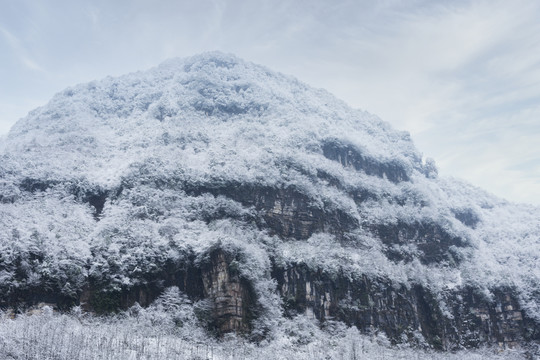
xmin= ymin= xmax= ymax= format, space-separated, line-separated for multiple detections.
xmin=271 ymin=263 xmax=537 ymax=350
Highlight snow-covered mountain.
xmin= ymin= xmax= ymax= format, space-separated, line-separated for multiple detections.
xmin=0 ymin=52 xmax=538 ymax=351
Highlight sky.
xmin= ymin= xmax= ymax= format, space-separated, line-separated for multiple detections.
xmin=1 ymin=0 xmax=539 ymax=205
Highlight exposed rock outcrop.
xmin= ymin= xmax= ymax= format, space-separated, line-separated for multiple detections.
xmin=200 ymin=250 xmax=254 ymax=333
xmin=181 ymin=182 xmax=358 ymax=240
xmin=81 ymin=249 xmax=255 ymax=334
xmin=322 ymin=140 xmax=410 ymax=183
xmin=272 ymin=264 xmax=537 ymax=350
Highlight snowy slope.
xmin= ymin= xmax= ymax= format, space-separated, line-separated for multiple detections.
xmin=3 ymin=52 xmax=419 ymax=185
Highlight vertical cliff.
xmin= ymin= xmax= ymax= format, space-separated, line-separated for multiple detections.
xmin=200 ymin=250 xmax=254 ymax=334
xmin=271 ymin=263 xmax=536 ymax=349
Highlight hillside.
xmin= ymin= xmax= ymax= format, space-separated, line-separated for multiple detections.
xmin=0 ymin=52 xmax=538 ymax=355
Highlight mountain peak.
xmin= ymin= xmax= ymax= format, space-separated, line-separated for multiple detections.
xmin=160 ymin=51 xmax=242 ymax=70
xmin=3 ymin=53 xmax=421 ymax=186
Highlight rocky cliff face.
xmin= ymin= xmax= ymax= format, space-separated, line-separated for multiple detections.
xmin=273 ymin=264 xmax=537 ymax=350
xmin=0 ymin=52 xmax=538 ymax=352
xmin=79 ymin=248 xmax=255 ymax=335
xmin=200 ymin=250 xmax=254 ymax=333
xmin=4 ymin=181 xmax=536 ymax=349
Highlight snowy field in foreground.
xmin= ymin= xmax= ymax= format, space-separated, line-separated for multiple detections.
xmin=0 ymin=310 xmax=530 ymax=360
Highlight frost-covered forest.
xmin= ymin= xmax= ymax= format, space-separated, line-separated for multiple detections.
xmin=0 ymin=295 xmax=532 ymax=360
xmin=0 ymin=52 xmax=539 ymax=358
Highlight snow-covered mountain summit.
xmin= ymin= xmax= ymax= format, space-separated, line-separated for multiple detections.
xmin=4 ymin=52 xmax=421 ymax=186
xmin=0 ymin=52 xmax=538 ymax=350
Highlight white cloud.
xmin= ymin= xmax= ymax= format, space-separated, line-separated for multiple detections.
xmin=0 ymin=26 xmax=45 ymax=72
